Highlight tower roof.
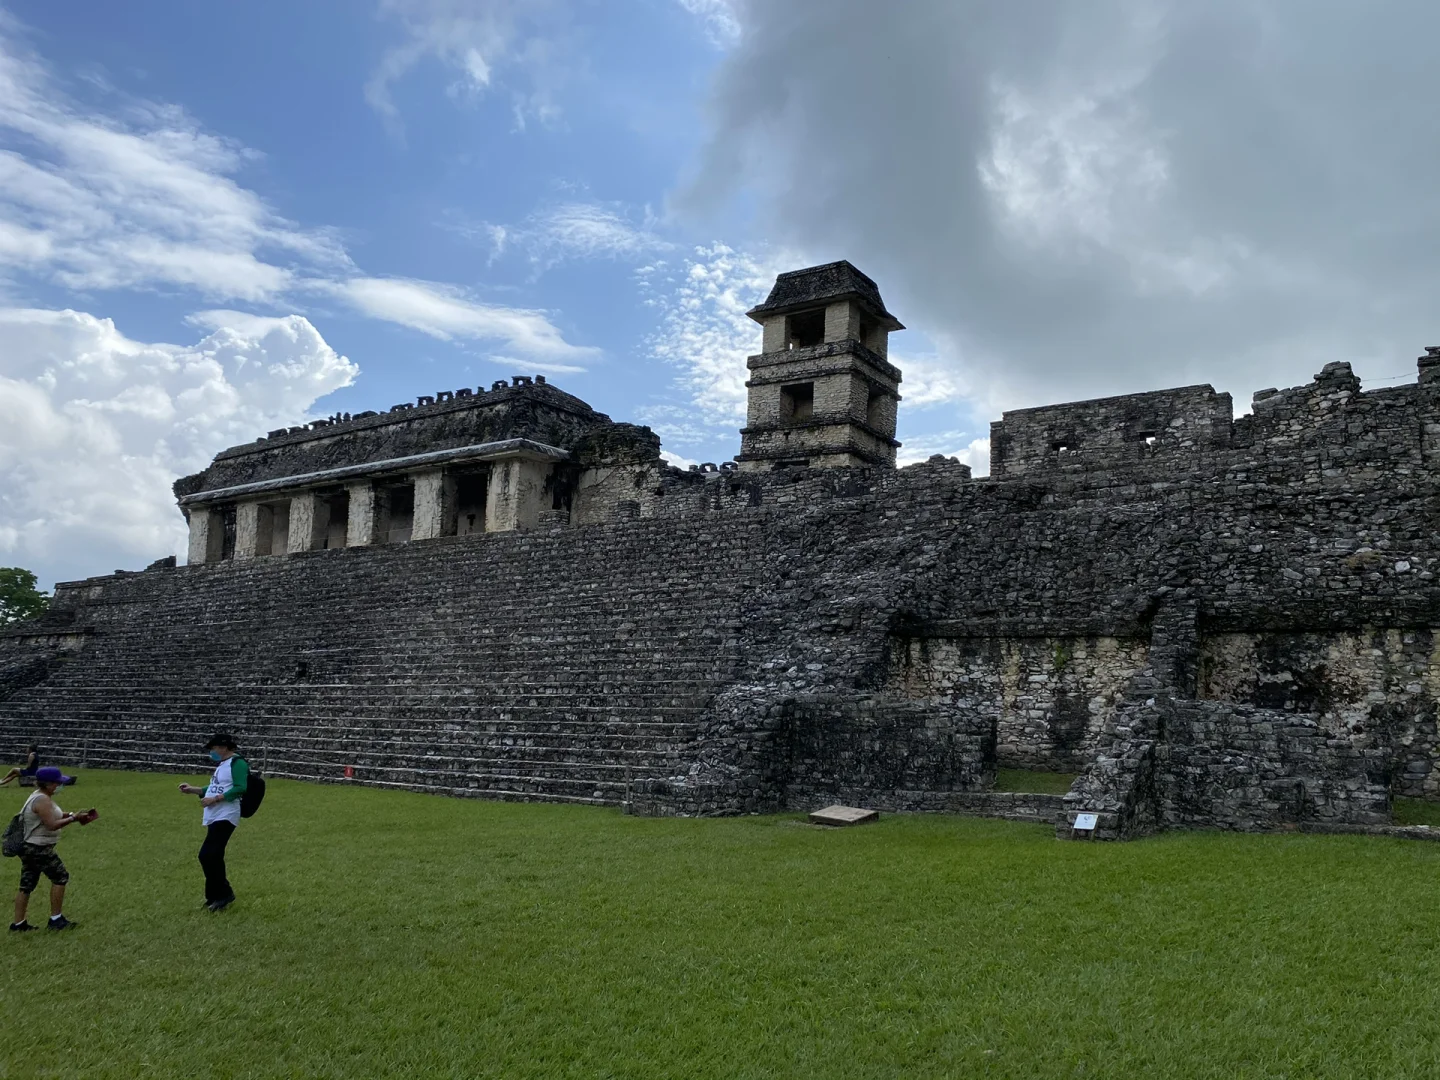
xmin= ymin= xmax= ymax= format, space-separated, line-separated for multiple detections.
xmin=746 ymin=260 xmax=903 ymax=330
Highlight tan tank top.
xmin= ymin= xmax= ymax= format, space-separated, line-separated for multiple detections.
xmin=21 ymin=790 xmax=61 ymax=847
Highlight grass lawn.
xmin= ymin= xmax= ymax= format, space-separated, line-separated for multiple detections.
xmin=5 ymin=770 xmax=1440 ymax=1079
xmin=1393 ymin=796 xmax=1440 ymax=827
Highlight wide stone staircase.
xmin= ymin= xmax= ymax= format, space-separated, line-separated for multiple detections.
xmin=0 ymin=523 xmax=755 ymax=805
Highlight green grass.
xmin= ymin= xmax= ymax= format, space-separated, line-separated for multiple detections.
xmin=6 ymin=770 xmax=1440 ymax=1078
xmin=1392 ymin=796 xmax=1440 ymax=827
xmin=994 ymin=767 xmax=1077 ymax=794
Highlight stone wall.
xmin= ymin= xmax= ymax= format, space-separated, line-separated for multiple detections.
xmin=8 ymin=358 xmax=1440 ymax=835
xmin=176 ymin=379 xmax=615 ymax=497
xmin=991 ymin=384 xmax=1234 ymax=478
xmin=1199 ymin=629 xmax=1440 ymax=798
xmin=884 ymin=634 xmax=1148 ymax=771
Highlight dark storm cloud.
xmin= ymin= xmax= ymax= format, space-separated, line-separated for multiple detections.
xmin=677 ymin=0 xmax=1440 ymax=413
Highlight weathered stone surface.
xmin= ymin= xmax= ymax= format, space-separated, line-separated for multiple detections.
xmin=5 ymin=267 xmax=1440 ymax=841
xmin=809 ymin=805 xmax=879 ymax=826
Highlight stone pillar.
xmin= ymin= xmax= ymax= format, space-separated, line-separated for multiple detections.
xmin=824 ymin=300 xmax=862 ymax=344
xmin=234 ymin=502 xmax=273 ymax=559
xmin=185 ymin=508 xmax=224 ymax=565
xmin=485 ymin=458 xmax=551 ymax=532
xmin=287 ymin=492 xmax=329 ymax=553
xmin=1419 ymin=346 xmax=1440 ymax=387
xmin=760 ymin=315 xmax=787 ymax=353
xmin=411 ymin=469 xmax=455 ymax=541
xmin=346 ymin=481 xmax=376 ymax=547
xmin=373 ymin=486 xmax=393 ymax=545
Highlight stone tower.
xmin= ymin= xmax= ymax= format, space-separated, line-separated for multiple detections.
xmin=737 ymin=261 xmax=904 ymax=471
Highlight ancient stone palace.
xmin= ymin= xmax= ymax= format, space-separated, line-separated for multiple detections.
xmin=5 ymin=260 xmax=1440 ymax=839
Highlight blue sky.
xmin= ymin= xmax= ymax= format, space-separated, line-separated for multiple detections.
xmin=2 ymin=1 xmax=788 ymax=430
xmin=4 ymin=0 xmax=1440 ymax=587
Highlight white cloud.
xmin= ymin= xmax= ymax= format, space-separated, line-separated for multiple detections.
xmin=514 ymin=201 xmax=671 ymax=270
xmin=485 ymin=352 xmax=587 ymax=375
xmin=0 ymin=307 xmax=357 ymax=587
xmin=0 ymin=19 xmax=594 ymax=361
xmin=367 ymin=0 xmax=573 ymax=134
xmin=897 ymin=434 xmax=990 ymax=475
xmin=676 ymin=0 xmax=741 ymax=47
xmin=454 ymin=200 xmax=671 ymax=275
xmin=680 ymin=0 xmax=1440 ymax=415
xmin=0 ymin=30 xmax=348 ymax=302
xmin=638 ymin=244 xmax=797 ymax=433
xmin=892 ymin=351 xmax=969 ymax=408
xmin=334 ymin=276 xmax=598 ymax=363
xmin=660 ymin=449 xmax=699 ymax=470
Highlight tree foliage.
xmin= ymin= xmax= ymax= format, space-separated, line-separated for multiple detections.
xmin=0 ymin=567 xmax=49 ymax=625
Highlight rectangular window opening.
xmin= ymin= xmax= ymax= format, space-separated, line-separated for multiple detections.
xmin=781 ymin=382 xmax=815 ymax=423
xmin=453 ymin=471 xmax=488 ymax=535
xmin=384 ymin=483 xmax=415 ymax=544
xmin=786 ymin=309 xmax=825 ymax=349
xmin=219 ymin=505 xmax=237 ymax=561
xmin=322 ymin=489 xmax=349 ymax=549
xmin=867 ymin=387 xmax=886 ymax=428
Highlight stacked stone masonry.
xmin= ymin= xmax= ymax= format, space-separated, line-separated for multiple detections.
xmin=5 ymin=263 xmax=1440 ymax=840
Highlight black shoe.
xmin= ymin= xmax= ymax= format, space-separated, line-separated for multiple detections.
xmin=9 ymin=921 xmax=34 ymax=932
xmin=46 ymin=916 xmax=75 ymax=931
xmin=207 ymin=895 xmax=235 ymax=912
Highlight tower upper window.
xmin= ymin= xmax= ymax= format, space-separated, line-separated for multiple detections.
xmin=786 ymin=309 xmax=825 ymax=349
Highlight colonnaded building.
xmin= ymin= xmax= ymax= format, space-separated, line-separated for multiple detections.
xmin=4 ymin=261 xmax=1439 ymax=839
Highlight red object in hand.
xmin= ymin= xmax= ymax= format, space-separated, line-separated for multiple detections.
xmin=344 ymin=765 xmax=354 ymax=779
xmin=78 ymin=809 xmax=98 ymax=824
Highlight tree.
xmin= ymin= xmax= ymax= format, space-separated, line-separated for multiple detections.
xmin=0 ymin=567 xmax=49 ymax=625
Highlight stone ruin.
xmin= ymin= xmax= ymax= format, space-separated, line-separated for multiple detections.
xmin=4 ymin=259 xmax=1440 ymax=839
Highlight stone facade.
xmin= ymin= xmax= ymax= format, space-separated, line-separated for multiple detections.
xmin=4 ymin=264 xmax=1440 ymax=839
xmin=738 ymin=262 xmax=904 ymax=470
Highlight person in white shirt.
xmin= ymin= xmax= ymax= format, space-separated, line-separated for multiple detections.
xmin=178 ymin=733 xmax=249 ymax=912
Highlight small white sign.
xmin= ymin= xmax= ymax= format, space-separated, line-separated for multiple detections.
xmin=1072 ymin=813 xmax=1099 ymax=831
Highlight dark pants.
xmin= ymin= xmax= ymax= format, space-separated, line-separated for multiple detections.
xmin=199 ymin=821 xmax=236 ymax=902
xmin=18 ymin=843 xmax=68 ymax=893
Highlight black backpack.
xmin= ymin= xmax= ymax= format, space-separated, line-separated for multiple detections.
xmin=239 ymin=762 xmax=266 ymax=819
xmin=1 ymin=811 xmax=23 ymax=857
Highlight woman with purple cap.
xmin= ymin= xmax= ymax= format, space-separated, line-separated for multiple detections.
xmin=10 ymin=766 xmax=96 ymax=932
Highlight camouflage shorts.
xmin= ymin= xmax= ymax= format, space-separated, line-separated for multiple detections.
xmin=17 ymin=843 xmax=68 ymax=893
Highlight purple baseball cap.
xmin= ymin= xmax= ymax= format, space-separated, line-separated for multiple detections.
xmin=34 ymin=766 xmax=63 ymax=784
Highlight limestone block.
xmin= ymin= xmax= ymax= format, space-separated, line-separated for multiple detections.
xmin=747 ymin=383 xmax=785 ymax=428
xmin=760 ymin=315 xmax=787 ymax=354
xmin=823 ymin=300 xmax=861 ymax=345
xmin=572 ymin=463 xmax=659 ymax=527
xmin=185 ymin=508 xmax=224 ymax=565
xmin=234 ymin=502 xmax=273 ymax=559
xmin=412 ymin=469 xmax=456 ymax=541
xmin=287 ymin=493 xmax=329 ymax=553
xmin=809 ymin=805 xmax=879 ymax=826
xmin=346 ymin=481 xmax=376 ymax=547
xmin=485 ymin=457 xmax=551 ymax=532
xmin=811 ymin=373 xmax=851 ymax=421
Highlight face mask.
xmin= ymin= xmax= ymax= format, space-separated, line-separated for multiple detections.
xmin=209 ymin=750 xmax=222 ymax=762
